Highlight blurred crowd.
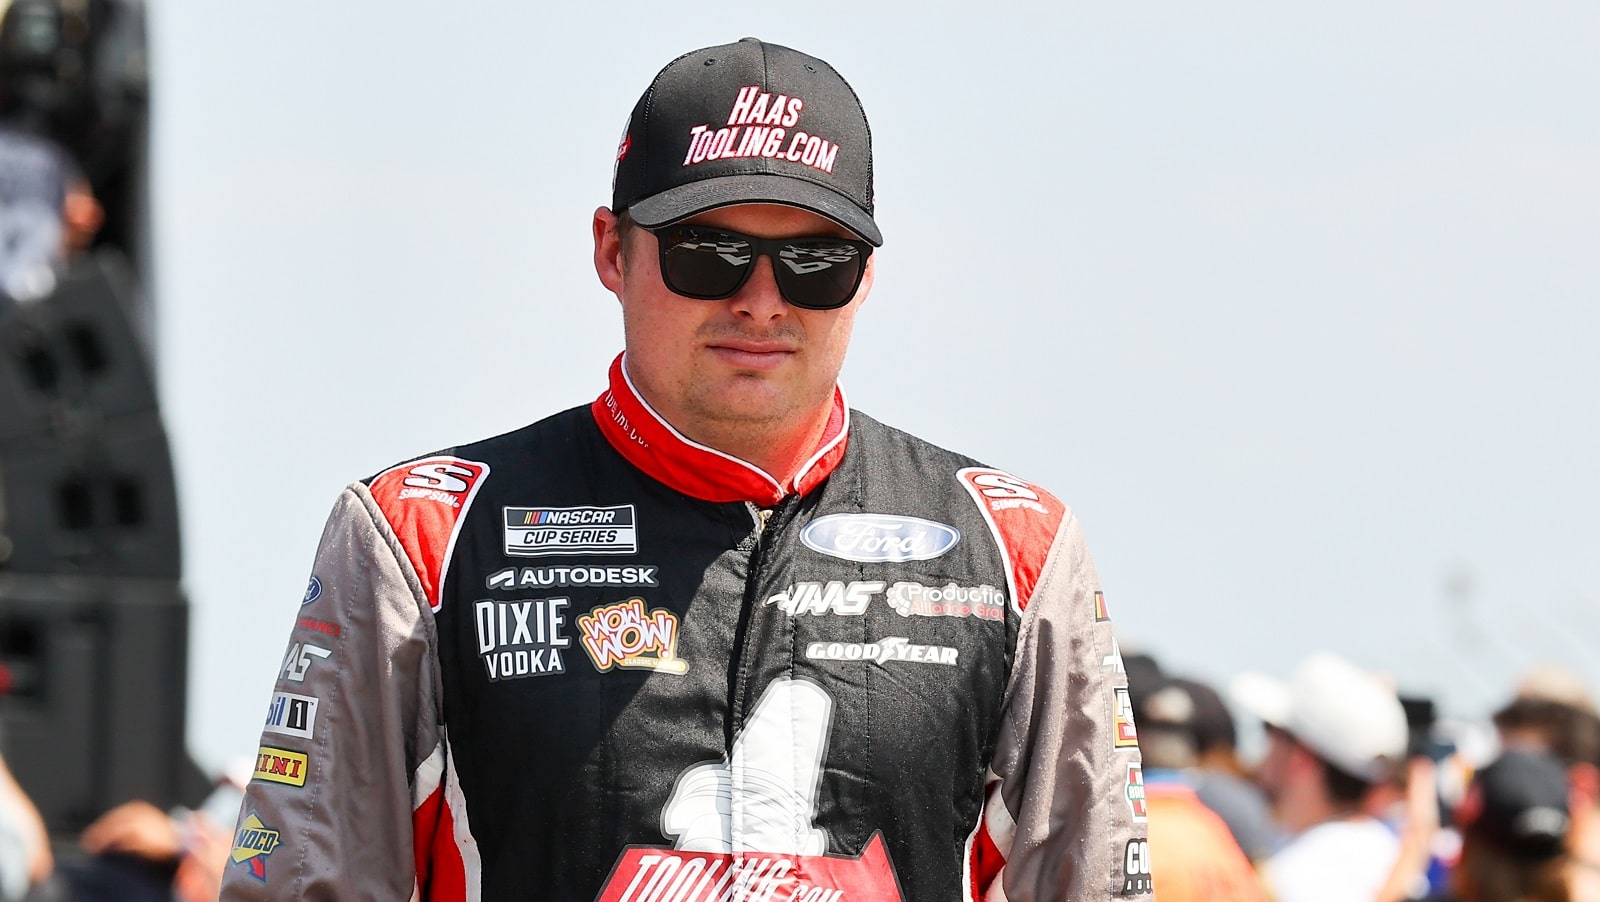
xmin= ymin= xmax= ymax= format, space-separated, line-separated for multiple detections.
xmin=1124 ymin=649 xmax=1600 ymax=902
xmin=5 ymin=648 xmax=1597 ymax=901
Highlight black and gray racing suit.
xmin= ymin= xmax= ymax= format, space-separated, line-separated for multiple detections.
xmin=220 ymin=354 xmax=1149 ymax=901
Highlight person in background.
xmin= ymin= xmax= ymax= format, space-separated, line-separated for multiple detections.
xmin=0 ymin=753 xmax=50 ymax=901
xmin=1132 ymin=675 xmax=1266 ymax=901
xmin=1176 ymin=675 xmax=1284 ymax=864
xmin=1234 ymin=651 xmax=1411 ymax=902
xmin=1425 ymin=748 xmax=1574 ymax=902
xmin=60 ymin=757 xmax=249 ymax=902
xmin=1491 ymin=670 xmax=1600 ymax=902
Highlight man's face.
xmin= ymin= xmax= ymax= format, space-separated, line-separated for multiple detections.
xmin=1255 ymin=727 xmax=1296 ymax=803
xmin=593 ymin=203 xmax=873 ymax=445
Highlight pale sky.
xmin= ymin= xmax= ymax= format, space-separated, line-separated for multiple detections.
xmin=151 ymin=2 xmax=1600 ymax=771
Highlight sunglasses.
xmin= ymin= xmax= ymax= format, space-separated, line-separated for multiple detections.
xmin=647 ymin=224 xmax=873 ymax=310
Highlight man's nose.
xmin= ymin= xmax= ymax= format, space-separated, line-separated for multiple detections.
xmin=728 ymin=253 xmax=787 ymax=320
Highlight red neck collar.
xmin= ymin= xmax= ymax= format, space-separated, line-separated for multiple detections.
xmin=590 ymin=353 xmax=850 ymax=505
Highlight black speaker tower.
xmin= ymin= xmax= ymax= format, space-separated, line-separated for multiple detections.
xmin=0 ymin=255 xmax=206 ymax=836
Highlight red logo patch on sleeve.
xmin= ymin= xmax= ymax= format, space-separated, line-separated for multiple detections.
xmin=956 ymin=468 xmax=1066 ymax=613
xmin=369 ymin=456 xmax=491 ymax=610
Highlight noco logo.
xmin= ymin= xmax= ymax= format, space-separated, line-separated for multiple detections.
xmin=799 ymin=514 xmax=959 ymax=563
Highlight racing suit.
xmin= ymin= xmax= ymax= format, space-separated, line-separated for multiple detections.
xmin=221 ymin=354 xmax=1148 ymax=901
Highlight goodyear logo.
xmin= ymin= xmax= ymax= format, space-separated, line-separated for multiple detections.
xmin=230 ymin=813 xmax=281 ymax=881
xmin=254 ymin=746 xmax=308 ymax=787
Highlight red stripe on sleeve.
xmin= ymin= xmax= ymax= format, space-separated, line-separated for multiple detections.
xmin=957 ymin=468 xmax=1066 ymax=613
xmin=969 ymin=816 xmax=1006 ymax=899
xmin=412 ymin=784 xmax=467 ymax=901
xmin=368 ymin=456 xmax=491 ymax=611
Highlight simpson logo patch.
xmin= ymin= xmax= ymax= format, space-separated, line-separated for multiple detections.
xmin=504 ymin=505 xmax=638 ymax=557
xmin=1095 ymin=590 xmax=1110 ymax=622
xmin=230 ymin=813 xmax=281 ymax=882
xmin=253 ymin=746 xmax=308 ymax=787
xmin=1114 ymin=686 xmax=1139 ymax=749
xmin=474 ymin=597 xmax=570 ymax=681
xmin=578 ymin=598 xmax=686 ymax=674
xmin=965 ymin=471 xmax=1050 ymax=514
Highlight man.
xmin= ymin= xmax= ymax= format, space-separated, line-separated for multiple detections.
xmin=1234 ymin=652 xmax=1410 ymax=902
xmin=221 ymin=38 xmax=1144 ymax=901
xmin=1172 ymin=675 xmax=1282 ymax=865
xmin=1130 ymin=677 xmax=1264 ymax=901
xmin=1427 ymin=749 xmax=1574 ymax=902
xmin=1491 ymin=671 xmax=1600 ymax=901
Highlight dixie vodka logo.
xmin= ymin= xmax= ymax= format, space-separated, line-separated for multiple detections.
xmin=799 ymin=514 xmax=960 ymax=563
xmin=474 ymin=598 xmax=570 ymax=681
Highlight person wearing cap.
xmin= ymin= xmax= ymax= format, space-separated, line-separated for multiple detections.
xmin=1491 ymin=676 xmax=1600 ymax=901
xmin=1234 ymin=652 xmax=1412 ymax=902
xmin=1425 ymin=749 xmax=1575 ymax=902
xmin=221 ymin=38 xmax=1144 ymax=901
xmin=1171 ymin=675 xmax=1284 ymax=865
xmin=1130 ymin=676 xmax=1266 ymax=901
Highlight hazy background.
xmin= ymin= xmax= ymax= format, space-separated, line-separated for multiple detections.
xmin=150 ymin=2 xmax=1600 ymax=772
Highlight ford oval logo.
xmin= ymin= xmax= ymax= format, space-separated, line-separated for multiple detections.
xmin=800 ymin=514 xmax=960 ymax=563
xmin=302 ymin=576 xmax=322 ymax=606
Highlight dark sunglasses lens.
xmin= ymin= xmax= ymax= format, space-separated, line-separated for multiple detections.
xmin=660 ymin=231 xmax=752 ymax=299
xmin=773 ymin=242 xmax=866 ymax=309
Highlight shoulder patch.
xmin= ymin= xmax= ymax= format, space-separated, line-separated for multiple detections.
xmin=368 ymin=456 xmax=491 ymax=611
xmin=956 ymin=468 xmax=1066 ymax=614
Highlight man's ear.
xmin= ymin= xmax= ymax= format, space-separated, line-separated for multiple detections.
xmin=593 ymin=206 xmax=624 ymax=298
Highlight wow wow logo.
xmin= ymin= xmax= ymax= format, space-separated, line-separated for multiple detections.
xmin=578 ymin=599 xmax=687 ymax=674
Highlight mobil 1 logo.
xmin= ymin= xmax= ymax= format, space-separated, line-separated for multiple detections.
xmin=264 ymin=692 xmax=318 ymax=740
xmin=475 ymin=597 xmax=570 ymax=682
xmin=503 ymin=505 xmax=637 ymax=557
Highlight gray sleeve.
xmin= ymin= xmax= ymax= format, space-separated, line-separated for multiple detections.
xmin=220 ymin=484 xmax=444 ymax=900
xmin=992 ymin=512 xmax=1150 ymax=901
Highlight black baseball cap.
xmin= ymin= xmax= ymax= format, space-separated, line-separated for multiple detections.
xmin=1457 ymin=749 xmax=1571 ymax=860
xmin=611 ymin=38 xmax=881 ymax=246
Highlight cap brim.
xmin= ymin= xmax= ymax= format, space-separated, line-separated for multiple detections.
xmin=627 ymin=174 xmax=882 ymax=246
xmin=1230 ymin=672 xmax=1293 ymax=729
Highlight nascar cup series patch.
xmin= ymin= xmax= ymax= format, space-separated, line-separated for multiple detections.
xmin=504 ymin=505 xmax=638 ymax=556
